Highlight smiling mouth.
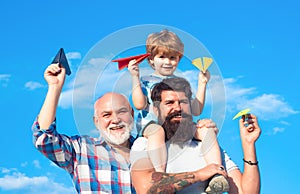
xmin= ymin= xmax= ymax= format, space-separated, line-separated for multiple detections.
xmin=109 ymin=125 xmax=125 ymax=130
xmin=171 ymin=113 xmax=182 ymax=119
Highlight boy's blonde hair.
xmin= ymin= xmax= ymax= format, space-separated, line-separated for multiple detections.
xmin=146 ymin=29 xmax=184 ymax=68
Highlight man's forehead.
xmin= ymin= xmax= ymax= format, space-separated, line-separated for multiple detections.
xmin=161 ymin=90 xmax=187 ymax=99
xmin=95 ymin=93 xmax=130 ymax=111
xmin=99 ymin=103 xmax=129 ymax=112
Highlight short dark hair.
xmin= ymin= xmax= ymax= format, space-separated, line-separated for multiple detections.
xmin=151 ymin=77 xmax=192 ymax=108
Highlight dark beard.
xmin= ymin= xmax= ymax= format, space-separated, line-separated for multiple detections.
xmin=159 ymin=111 xmax=196 ymax=144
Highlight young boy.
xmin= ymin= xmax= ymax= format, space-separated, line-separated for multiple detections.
xmin=128 ymin=29 xmax=228 ymax=192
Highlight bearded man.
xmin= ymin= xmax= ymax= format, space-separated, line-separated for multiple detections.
xmin=131 ymin=77 xmax=261 ymax=194
xmin=33 ymin=63 xmax=136 ymax=193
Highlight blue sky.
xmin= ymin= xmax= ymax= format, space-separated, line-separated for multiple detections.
xmin=0 ymin=0 xmax=299 ymax=193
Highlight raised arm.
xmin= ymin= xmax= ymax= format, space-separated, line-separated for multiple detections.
xmin=38 ymin=63 xmax=66 ymax=129
xmin=191 ymin=70 xmax=210 ymax=116
xmin=128 ymin=59 xmax=147 ymax=110
xmin=227 ymin=114 xmax=261 ymax=194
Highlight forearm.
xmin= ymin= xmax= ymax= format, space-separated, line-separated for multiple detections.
xmin=241 ymin=143 xmax=260 ymax=194
xmin=131 ymin=76 xmax=147 ymax=110
xmin=33 ymin=119 xmax=75 ymax=172
xmin=192 ymin=82 xmax=206 ymax=116
xmin=38 ymin=85 xmax=62 ymax=129
xmin=147 ymin=171 xmax=198 ymax=194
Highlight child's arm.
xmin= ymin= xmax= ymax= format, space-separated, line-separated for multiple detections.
xmin=191 ymin=70 xmax=210 ymax=116
xmin=128 ymin=59 xmax=147 ymax=110
xmin=143 ymin=123 xmax=167 ymax=172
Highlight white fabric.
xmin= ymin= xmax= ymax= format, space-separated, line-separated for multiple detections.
xmin=130 ymin=137 xmax=239 ymax=193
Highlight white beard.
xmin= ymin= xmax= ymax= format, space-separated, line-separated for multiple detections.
xmin=99 ymin=122 xmax=133 ymax=145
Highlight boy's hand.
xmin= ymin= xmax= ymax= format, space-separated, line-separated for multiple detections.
xmin=199 ymin=70 xmax=210 ymax=84
xmin=128 ymin=59 xmax=140 ymax=77
xmin=194 ymin=119 xmax=219 ymax=140
xmin=44 ymin=63 xmax=66 ymax=87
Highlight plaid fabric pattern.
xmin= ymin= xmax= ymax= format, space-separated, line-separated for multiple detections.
xmin=32 ymin=119 xmax=136 ymax=194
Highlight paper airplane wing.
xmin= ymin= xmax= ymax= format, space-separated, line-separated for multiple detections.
xmin=112 ymin=53 xmax=150 ymax=70
xmin=51 ymin=48 xmax=71 ymax=75
xmin=232 ymin=108 xmax=251 ymax=120
xmin=192 ymin=58 xmax=204 ymax=71
xmin=203 ymin=57 xmax=213 ymax=72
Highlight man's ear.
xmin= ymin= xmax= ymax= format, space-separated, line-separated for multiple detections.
xmin=93 ymin=116 xmax=98 ymax=128
xmin=131 ymin=108 xmax=134 ymax=118
xmin=153 ymin=106 xmax=159 ymax=117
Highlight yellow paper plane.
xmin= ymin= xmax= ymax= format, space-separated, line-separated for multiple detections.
xmin=192 ymin=57 xmax=213 ymax=72
xmin=232 ymin=108 xmax=251 ymax=120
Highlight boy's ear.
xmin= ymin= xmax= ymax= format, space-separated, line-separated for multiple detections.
xmin=149 ymin=58 xmax=155 ymax=69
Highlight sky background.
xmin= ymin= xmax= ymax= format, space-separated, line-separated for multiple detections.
xmin=0 ymin=0 xmax=299 ymax=193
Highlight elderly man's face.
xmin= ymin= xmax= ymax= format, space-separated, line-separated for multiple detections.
xmin=94 ymin=93 xmax=133 ymax=145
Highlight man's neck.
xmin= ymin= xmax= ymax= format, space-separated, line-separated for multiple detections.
xmin=109 ymin=140 xmax=131 ymax=162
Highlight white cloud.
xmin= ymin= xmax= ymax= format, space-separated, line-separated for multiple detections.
xmin=222 ymin=77 xmax=299 ymax=120
xmin=1 ymin=167 xmax=11 ymax=174
xmin=21 ymin=162 xmax=28 ymax=167
xmin=0 ymin=74 xmax=11 ymax=87
xmin=66 ymin=52 xmax=81 ymax=60
xmin=25 ymin=81 xmax=44 ymax=90
xmin=273 ymin=127 xmax=285 ymax=134
xmin=59 ymin=57 xmax=135 ymax=109
xmin=0 ymin=168 xmax=74 ymax=194
xmin=32 ymin=160 xmax=41 ymax=169
xmin=240 ymin=94 xmax=299 ymax=120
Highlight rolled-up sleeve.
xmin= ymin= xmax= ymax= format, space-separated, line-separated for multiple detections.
xmin=32 ymin=119 xmax=75 ymax=173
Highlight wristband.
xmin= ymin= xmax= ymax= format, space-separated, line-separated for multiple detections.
xmin=243 ymin=158 xmax=258 ymax=165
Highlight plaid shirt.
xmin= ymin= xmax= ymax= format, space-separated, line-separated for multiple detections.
xmin=32 ymin=119 xmax=136 ymax=194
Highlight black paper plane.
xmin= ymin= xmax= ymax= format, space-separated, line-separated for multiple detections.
xmin=51 ymin=48 xmax=71 ymax=75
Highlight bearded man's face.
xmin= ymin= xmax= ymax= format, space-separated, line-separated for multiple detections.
xmin=156 ymin=90 xmax=195 ymax=142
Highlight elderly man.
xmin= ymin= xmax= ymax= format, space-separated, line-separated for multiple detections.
xmin=32 ymin=63 xmax=136 ymax=193
xmin=131 ymin=77 xmax=261 ymax=194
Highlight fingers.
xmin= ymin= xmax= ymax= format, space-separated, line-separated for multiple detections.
xmin=210 ymin=163 xmax=227 ymax=177
xmin=240 ymin=114 xmax=259 ymax=132
xmin=46 ymin=63 xmax=62 ymax=75
xmin=128 ymin=59 xmax=137 ymax=66
xmin=197 ymin=119 xmax=217 ymax=129
xmin=128 ymin=59 xmax=139 ymax=74
xmin=218 ymin=165 xmax=227 ymax=177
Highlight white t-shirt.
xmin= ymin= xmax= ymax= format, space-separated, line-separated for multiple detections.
xmin=130 ymin=137 xmax=239 ymax=194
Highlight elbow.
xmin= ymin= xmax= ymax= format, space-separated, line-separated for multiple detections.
xmin=133 ymin=101 xmax=147 ymax=110
xmin=191 ymin=109 xmax=202 ymax=116
xmin=134 ymin=103 xmax=146 ymax=110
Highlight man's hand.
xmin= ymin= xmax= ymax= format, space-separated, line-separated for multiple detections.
xmin=194 ymin=163 xmax=227 ymax=182
xmin=44 ymin=63 xmax=66 ymax=87
xmin=239 ymin=114 xmax=261 ymax=145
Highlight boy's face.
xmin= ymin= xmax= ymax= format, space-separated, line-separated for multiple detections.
xmin=150 ymin=49 xmax=180 ymax=76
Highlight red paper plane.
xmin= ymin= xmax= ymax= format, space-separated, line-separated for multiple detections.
xmin=112 ymin=53 xmax=150 ymax=70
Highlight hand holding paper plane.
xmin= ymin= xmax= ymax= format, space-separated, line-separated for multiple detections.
xmin=112 ymin=53 xmax=150 ymax=70
xmin=232 ymin=108 xmax=251 ymax=120
xmin=192 ymin=57 xmax=213 ymax=73
xmin=51 ymin=48 xmax=71 ymax=76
